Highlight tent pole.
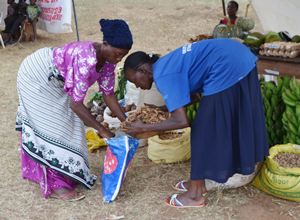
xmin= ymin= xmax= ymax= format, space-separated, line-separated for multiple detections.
xmin=222 ymin=0 xmax=226 ymax=16
xmin=72 ymin=0 xmax=80 ymax=41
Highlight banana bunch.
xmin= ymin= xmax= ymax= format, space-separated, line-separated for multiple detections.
xmin=281 ymin=76 xmax=300 ymax=145
xmin=185 ymin=102 xmax=199 ymax=125
xmin=260 ymin=76 xmax=288 ymax=147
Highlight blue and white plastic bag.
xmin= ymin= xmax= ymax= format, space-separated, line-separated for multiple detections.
xmin=101 ymin=135 xmax=139 ymax=203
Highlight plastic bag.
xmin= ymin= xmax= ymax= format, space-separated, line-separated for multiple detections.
xmin=147 ymin=127 xmax=191 ymax=164
xmin=103 ymin=100 xmax=123 ymax=129
xmin=86 ymin=129 xmax=108 ymax=153
xmin=251 ymin=143 xmax=300 ymax=202
xmin=101 ymin=135 xmax=140 ymax=203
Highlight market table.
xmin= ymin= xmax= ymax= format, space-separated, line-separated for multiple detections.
xmin=256 ymin=55 xmax=300 ymax=78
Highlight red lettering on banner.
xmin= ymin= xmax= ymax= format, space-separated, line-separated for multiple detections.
xmin=39 ymin=5 xmax=63 ymax=22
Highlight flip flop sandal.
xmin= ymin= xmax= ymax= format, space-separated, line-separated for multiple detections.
xmin=172 ymin=180 xmax=188 ymax=192
xmin=49 ymin=190 xmax=85 ymax=202
xmin=164 ymin=194 xmax=204 ymax=208
xmin=172 ymin=180 xmax=207 ymax=196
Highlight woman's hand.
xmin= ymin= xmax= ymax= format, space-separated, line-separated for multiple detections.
xmin=103 ymin=94 xmax=127 ymax=122
xmin=97 ymin=127 xmax=115 ymax=139
xmin=123 ymin=116 xmax=145 ymax=137
xmin=69 ymin=98 xmax=115 ymax=138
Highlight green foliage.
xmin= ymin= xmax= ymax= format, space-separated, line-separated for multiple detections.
xmin=114 ymin=68 xmax=127 ymax=100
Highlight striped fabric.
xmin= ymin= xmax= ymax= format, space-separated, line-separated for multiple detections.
xmin=16 ymin=47 xmax=97 ymax=189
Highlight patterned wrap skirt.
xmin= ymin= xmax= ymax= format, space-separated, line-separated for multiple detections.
xmin=16 ymin=47 xmax=97 ymax=189
xmin=190 ymin=67 xmax=269 ymax=183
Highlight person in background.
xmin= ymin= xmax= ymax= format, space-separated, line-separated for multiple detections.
xmin=16 ymin=19 xmax=133 ymax=201
xmin=23 ymin=0 xmax=40 ymax=42
xmin=3 ymin=0 xmax=27 ymax=45
xmin=123 ymin=38 xmax=269 ymax=208
xmin=220 ymin=1 xmax=238 ymax=25
xmin=2 ymin=0 xmax=16 ymax=34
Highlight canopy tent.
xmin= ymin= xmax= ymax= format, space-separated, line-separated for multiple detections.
xmin=221 ymin=0 xmax=299 ymax=36
xmin=1 ymin=1 xmax=299 ymax=40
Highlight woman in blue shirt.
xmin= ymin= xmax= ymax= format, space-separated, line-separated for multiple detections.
xmin=123 ymin=38 xmax=269 ymax=208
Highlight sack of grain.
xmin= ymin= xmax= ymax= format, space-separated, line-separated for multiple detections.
xmin=147 ymin=127 xmax=191 ymax=164
xmin=251 ymin=143 xmax=300 ymax=202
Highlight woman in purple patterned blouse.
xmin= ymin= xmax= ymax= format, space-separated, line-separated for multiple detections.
xmin=15 ymin=19 xmax=133 ymax=201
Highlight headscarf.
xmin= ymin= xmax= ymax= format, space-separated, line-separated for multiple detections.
xmin=99 ymin=19 xmax=133 ymax=50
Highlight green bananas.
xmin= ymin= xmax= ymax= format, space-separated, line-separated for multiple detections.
xmin=185 ymin=102 xmax=199 ymax=125
xmin=281 ymin=76 xmax=300 ymax=145
xmin=260 ymin=78 xmax=286 ymax=148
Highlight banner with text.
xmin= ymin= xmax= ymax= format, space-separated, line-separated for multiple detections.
xmin=36 ymin=0 xmax=72 ymax=33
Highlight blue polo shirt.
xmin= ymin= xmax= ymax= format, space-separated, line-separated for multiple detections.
xmin=153 ymin=38 xmax=258 ymax=112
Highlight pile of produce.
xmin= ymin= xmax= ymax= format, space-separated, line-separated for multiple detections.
xmin=119 ymin=106 xmax=174 ymax=138
xmin=158 ymin=131 xmax=183 ymax=140
xmin=260 ymin=76 xmax=300 ymax=147
xmin=109 ymin=104 xmax=136 ymax=117
xmin=90 ymin=104 xmax=107 ymax=123
xmin=273 ymin=152 xmax=300 ymax=167
xmin=259 ymin=42 xmax=300 ymax=58
xmin=86 ymin=91 xmax=107 ymax=123
xmin=261 ymin=78 xmax=287 ymax=147
xmin=120 ymin=106 xmax=170 ymax=128
xmin=189 ymin=34 xmax=212 ymax=43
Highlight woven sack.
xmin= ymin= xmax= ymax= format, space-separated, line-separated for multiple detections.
xmin=148 ymin=127 xmax=191 ymax=164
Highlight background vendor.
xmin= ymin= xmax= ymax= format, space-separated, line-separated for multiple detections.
xmin=220 ymin=1 xmax=239 ymax=24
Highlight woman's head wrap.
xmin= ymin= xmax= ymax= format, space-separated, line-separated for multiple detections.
xmin=99 ymin=19 xmax=133 ymax=50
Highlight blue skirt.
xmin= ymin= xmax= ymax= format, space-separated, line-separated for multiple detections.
xmin=190 ymin=67 xmax=269 ymax=183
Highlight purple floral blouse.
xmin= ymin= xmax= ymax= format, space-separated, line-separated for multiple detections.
xmin=53 ymin=41 xmax=116 ymax=102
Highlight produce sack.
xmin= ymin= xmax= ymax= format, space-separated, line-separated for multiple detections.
xmin=205 ymin=162 xmax=263 ymax=190
xmin=101 ymin=135 xmax=139 ymax=203
xmin=148 ymin=127 xmax=191 ymax=164
xmin=136 ymin=82 xmax=165 ymax=110
xmin=124 ymin=81 xmax=140 ymax=106
xmin=86 ymin=129 xmax=108 ymax=153
xmin=103 ymin=101 xmax=123 ymax=130
xmin=251 ymin=143 xmax=300 ymax=202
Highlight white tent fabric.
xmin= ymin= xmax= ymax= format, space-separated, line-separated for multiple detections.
xmin=0 ymin=0 xmax=72 ymax=33
xmin=251 ymin=0 xmax=300 ymax=36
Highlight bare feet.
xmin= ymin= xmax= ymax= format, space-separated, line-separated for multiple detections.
xmin=49 ymin=187 xmax=85 ymax=201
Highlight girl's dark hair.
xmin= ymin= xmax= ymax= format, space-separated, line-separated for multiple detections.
xmin=124 ymin=51 xmax=160 ymax=72
xmin=229 ymin=1 xmax=239 ymax=10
